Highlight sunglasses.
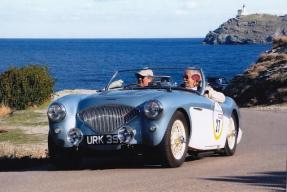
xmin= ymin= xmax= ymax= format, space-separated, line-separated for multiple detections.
xmin=183 ymin=74 xmax=201 ymax=81
xmin=137 ymin=75 xmax=151 ymax=82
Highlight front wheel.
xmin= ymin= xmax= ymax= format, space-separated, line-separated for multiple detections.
xmin=223 ymin=114 xmax=238 ymax=156
xmin=159 ymin=111 xmax=189 ymax=168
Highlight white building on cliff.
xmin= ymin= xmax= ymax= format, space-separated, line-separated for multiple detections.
xmin=236 ymin=4 xmax=247 ymax=18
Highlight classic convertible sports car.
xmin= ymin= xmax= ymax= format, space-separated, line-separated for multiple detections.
xmin=47 ymin=67 xmax=242 ymax=168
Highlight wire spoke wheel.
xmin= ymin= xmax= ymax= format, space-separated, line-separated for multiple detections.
xmin=227 ymin=118 xmax=236 ymax=150
xmin=159 ymin=111 xmax=189 ymax=168
xmin=170 ymin=120 xmax=187 ymax=160
xmin=223 ymin=113 xmax=238 ymax=156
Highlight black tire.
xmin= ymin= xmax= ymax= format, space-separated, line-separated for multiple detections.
xmin=158 ymin=111 xmax=189 ymax=168
xmin=48 ymin=134 xmax=82 ymax=170
xmin=223 ymin=113 xmax=238 ymax=156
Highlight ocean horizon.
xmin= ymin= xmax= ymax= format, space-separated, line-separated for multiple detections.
xmin=0 ymin=38 xmax=270 ymax=91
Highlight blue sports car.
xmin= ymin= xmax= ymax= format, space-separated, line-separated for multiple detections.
xmin=47 ymin=67 xmax=242 ymax=168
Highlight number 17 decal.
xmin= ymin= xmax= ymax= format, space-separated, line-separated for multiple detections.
xmin=213 ymin=103 xmax=224 ymax=140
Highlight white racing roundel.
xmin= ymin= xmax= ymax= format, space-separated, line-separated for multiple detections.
xmin=213 ymin=102 xmax=224 ymax=140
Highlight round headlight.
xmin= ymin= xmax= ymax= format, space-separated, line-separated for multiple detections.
xmin=143 ymin=100 xmax=163 ymax=119
xmin=47 ymin=103 xmax=66 ymax=122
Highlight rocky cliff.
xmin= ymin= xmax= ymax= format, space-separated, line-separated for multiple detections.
xmin=224 ymin=36 xmax=287 ymax=107
xmin=204 ymin=14 xmax=287 ymax=44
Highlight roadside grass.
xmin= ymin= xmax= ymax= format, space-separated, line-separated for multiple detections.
xmin=0 ymin=142 xmax=47 ymax=158
xmin=1 ymin=99 xmax=50 ymax=127
xmin=0 ymin=98 xmax=52 ymax=158
xmin=0 ymin=99 xmax=50 ymax=158
xmin=3 ymin=110 xmax=47 ymax=127
xmin=0 ymin=129 xmax=45 ymax=144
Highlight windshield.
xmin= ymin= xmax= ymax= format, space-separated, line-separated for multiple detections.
xmin=105 ymin=67 xmax=206 ymax=94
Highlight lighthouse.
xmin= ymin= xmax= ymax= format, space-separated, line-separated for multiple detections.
xmin=236 ymin=4 xmax=246 ymax=18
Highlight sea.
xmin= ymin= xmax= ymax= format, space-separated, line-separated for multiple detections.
xmin=0 ymin=38 xmax=270 ymax=91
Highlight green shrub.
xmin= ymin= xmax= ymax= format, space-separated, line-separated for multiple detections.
xmin=0 ymin=65 xmax=54 ymax=110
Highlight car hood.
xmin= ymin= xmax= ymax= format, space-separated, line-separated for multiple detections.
xmin=78 ymin=89 xmax=167 ymax=110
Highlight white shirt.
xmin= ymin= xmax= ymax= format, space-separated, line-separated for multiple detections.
xmin=205 ymin=85 xmax=226 ymax=103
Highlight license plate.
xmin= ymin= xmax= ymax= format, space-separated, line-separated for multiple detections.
xmin=86 ymin=134 xmax=120 ymax=145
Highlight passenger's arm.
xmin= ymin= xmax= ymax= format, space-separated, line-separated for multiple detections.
xmin=205 ymin=86 xmax=226 ymax=103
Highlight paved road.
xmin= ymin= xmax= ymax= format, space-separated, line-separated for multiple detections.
xmin=0 ymin=109 xmax=286 ymax=192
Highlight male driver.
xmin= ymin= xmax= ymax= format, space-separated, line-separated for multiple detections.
xmin=135 ymin=69 xmax=154 ymax=87
xmin=183 ymin=68 xmax=226 ymax=103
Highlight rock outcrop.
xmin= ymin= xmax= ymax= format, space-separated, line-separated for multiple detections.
xmin=204 ymin=14 xmax=287 ymax=44
xmin=224 ymin=36 xmax=287 ymax=106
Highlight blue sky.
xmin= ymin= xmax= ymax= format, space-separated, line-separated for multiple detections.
xmin=1 ymin=0 xmax=286 ymax=38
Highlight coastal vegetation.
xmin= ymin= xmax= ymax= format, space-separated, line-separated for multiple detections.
xmin=0 ymin=65 xmax=54 ymax=114
xmin=273 ymin=35 xmax=287 ymax=48
xmin=225 ymin=36 xmax=287 ymax=106
xmin=0 ymin=65 xmax=53 ymax=158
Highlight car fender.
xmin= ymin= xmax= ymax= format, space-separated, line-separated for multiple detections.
xmin=219 ymin=97 xmax=242 ymax=147
xmin=141 ymin=94 xmax=192 ymax=146
xmin=48 ymin=94 xmax=91 ymax=148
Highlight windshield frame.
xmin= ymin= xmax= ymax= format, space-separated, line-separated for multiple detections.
xmin=104 ymin=67 xmax=206 ymax=95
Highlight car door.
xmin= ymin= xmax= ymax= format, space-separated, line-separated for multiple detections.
xmin=188 ymin=95 xmax=217 ymax=150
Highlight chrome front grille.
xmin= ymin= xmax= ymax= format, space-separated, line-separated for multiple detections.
xmin=78 ymin=104 xmax=138 ymax=134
